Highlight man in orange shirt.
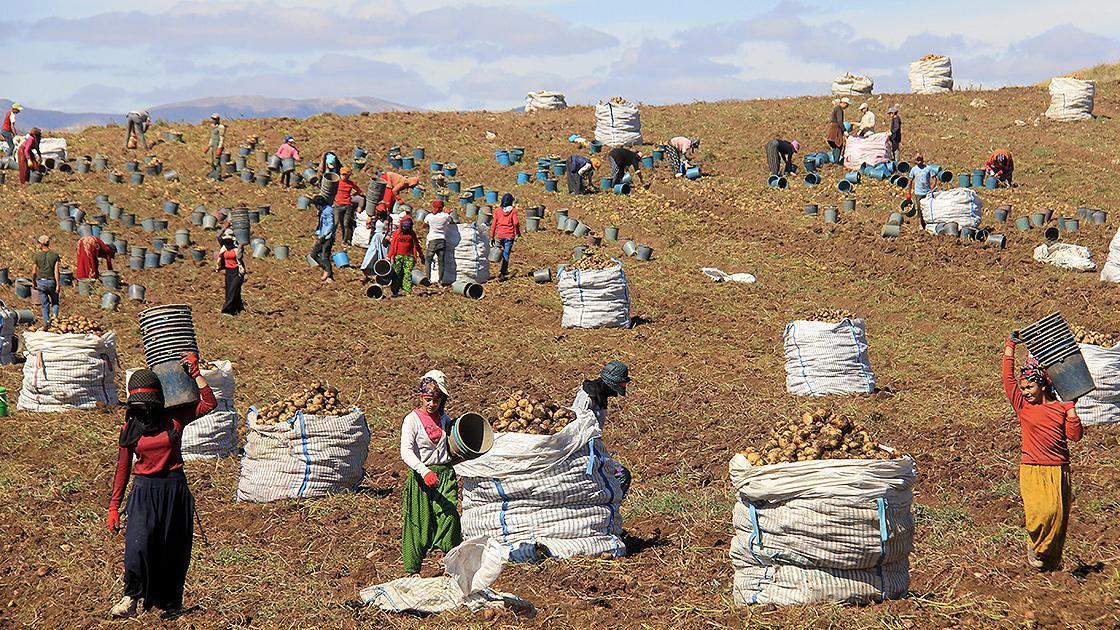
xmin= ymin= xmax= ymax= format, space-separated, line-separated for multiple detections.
xmin=377 ymin=171 xmax=419 ymax=213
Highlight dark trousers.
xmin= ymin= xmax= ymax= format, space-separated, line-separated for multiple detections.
xmin=125 ymin=118 xmax=148 ymax=149
xmin=123 ymin=471 xmax=194 ymax=612
xmin=1 ymin=130 xmax=13 ymax=156
xmin=310 ymin=235 xmax=334 ymax=278
xmin=333 ymin=204 xmax=355 ymax=244
xmin=425 ymin=238 xmax=445 ymax=282
xmin=280 ymin=171 xmax=293 ymax=187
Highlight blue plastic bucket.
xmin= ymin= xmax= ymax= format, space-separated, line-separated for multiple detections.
xmin=412 ymin=147 xmax=425 ymax=161
xmin=958 ymin=173 xmax=971 ymax=187
xmin=332 ymin=251 xmax=350 ymax=267
xmin=496 ymin=150 xmax=510 ymax=166
xmin=486 ymin=190 xmax=498 ymax=204
xmin=768 ymin=176 xmax=788 ymax=189
xmin=590 ymin=140 xmax=603 ymax=153
xmin=685 ymin=166 xmax=701 ymax=180
xmin=536 ymin=170 xmax=548 ymax=181
xmin=984 ymin=176 xmax=997 ymax=189
xmin=389 ymin=157 xmax=403 ymax=169
xmin=844 ymin=171 xmax=860 ymax=184
xmin=621 ymin=173 xmax=633 ymax=185
xmin=517 ymin=172 xmax=531 ymax=185
xmin=544 ymin=179 xmax=558 ymax=192
xmin=551 ymin=163 xmax=566 ymax=177
xmin=353 ymin=147 xmax=367 ymax=160
xmin=401 ymin=156 xmax=415 ymax=170
xmin=614 ymin=183 xmax=631 ymax=195
xmin=443 ymin=164 xmax=457 ymax=176
xmin=601 ymin=177 xmax=612 ymax=191
xmin=652 ymin=148 xmax=665 ymax=161
xmin=804 ymin=172 xmax=820 ymax=186
xmin=411 ymin=187 xmax=423 ymax=199
xmin=430 ymin=161 xmax=443 ymax=173
xmin=835 ymin=179 xmax=852 ymax=193
xmin=970 ymin=173 xmax=983 ymax=187
xmin=641 ymin=156 xmax=654 ymax=169
xmin=938 ymin=170 xmax=954 ymax=183
xmin=447 ymin=180 xmax=461 ymax=193
xmin=459 ymin=193 xmax=473 ymax=206
xmin=510 ymin=148 xmax=524 ymax=163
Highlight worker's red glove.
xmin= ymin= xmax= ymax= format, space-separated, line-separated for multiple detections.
xmin=180 ymin=352 xmax=201 ymax=378
xmin=107 ymin=508 xmax=120 ymax=532
xmin=423 ymin=471 xmax=439 ymax=488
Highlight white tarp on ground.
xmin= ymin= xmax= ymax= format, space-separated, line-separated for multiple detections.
xmin=455 ymin=389 xmax=626 ymax=561
xmin=236 ymin=408 xmax=370 ymax=502
xmin=12 ymin=135 xmax=67 ymax=162
xmin=0 ymin=305 xmax=16 ymax=365
xmin=784 ymin=318 xmax=875 ymax=397
xmin=831 ymin=73 xmax=874 ymax=95
xmin=525 ymin=91 xmax=567 ymax=112
xmin=1101 ymin=226 xmax=1120 ymax=283
xmin=1076 ymin=343 xmax=1120 ymax=425
xmin=1046 ymin=77 xmax=1095 ymax=122
xmin=908 ymin=55 xmax=953 ymax=94
xmin=594 ymin=99 xmax=642 ymax=147
xmin=919 ymin=188 xmax=983 ymax=233
xmin=359 ymin=536 xmax=532 ymax=614
xmin=440 ymin=222 xmax=491 ymax=285
xmin=18 ymin=331 xmax=118 ymax=411
xmin=557 ymin=262 xmax=631 ymax=329
xmin=1033 ymin=243 xmax=1096 ymax=272
xmin=843 ymin=133 xmax=891 ymax=170
xmin=729 ymin=454 xmax=914 ymax=605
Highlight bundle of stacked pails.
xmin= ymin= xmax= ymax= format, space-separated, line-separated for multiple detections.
xmin=138 ymin=305 xmax=201 ymax=408
xmin=229 ymin=207 xmax=251 ymax=245
xmin=1016 ymin=312 xmax=1097 ymax=401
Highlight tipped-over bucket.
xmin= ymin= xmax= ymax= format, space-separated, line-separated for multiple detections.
xmin=448 ymin=413 xmax=494 ymax=460
xmin=366 ymin=284 xmax=385 ymax=299
xmin=835 ymin=179 xmax=852 ymax=193
xmin=451 ymin=280 xmax=484 ymax=300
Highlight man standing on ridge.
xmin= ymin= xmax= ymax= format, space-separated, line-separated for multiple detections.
xmin=125 ymin=110 xmax=151 ymax=150
xmin=204 ymin=114 xmax=226 ymax=180
xmin=1 ymin=102 xmax=21 ymax=156
xmin=887 ymin=106 xmax=902 ymax=162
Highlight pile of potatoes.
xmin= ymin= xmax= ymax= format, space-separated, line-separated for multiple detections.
xmin=254 ymin=382 xmax=349 ymax=424
xmin=1071 ymin=325 xmax=1116 ymax=347
xmin=803 ymin=308 xmax=857 ymax=323
xmin=740 ymin=407 xmax=895 ymax=466
xmin=492 ymin=391 xmax=576 ymax=435
xmin=33 ymin=315 xmax=105 ymax=335
xmin=571 ymin=248 xmax=616 ymax=271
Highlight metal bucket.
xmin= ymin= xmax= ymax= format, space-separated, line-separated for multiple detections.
xmin=1093 ymin=211 xmax=1108 ymax=225
xmin=573 ymin=222 xmax=590 ymax=237
xmin=14 ymin=279 xmax=32 ymax=298
xmin=190 ymin=248 xmax=207 ymax=263
xmin=77 ymin=279 xmax=94 ymax=296
xmin=100 ymin=292 xmax=120 ymax=311
xmin=130 ymin=173 xmax=144 ymax=185
xmin=274 ymin=245 xmax=289 ymax=260
xmin=15 ymin=307 xmax=35 ymax=324
xmin=604 ymin=227 xmax=620 ymax=241
xmin=842 ymin=199 xmax=856 ymax=212
xmin=366 ymin=284 xmax=385 ymax=299
xmin=252 ymin=244 xmax=270 ymax=259
xmin=160 ymin=247 xmax=179 ymax=265
xmin=163 ymin=201 xmax=180 ymax=215
xmin=824 ymin=208 xmax=839 ymax=224
xmin=144 ymin=252 xmax=160 ymax=268
xmin=410 ymin=269 xmax=430 ymax=288
xmin=129 ymin=256 xmax=143 ymax=270
xmin=835 ymin=179 xmax=852 ymax=193
xmin=1065 ymin=219 xmax=1079 ymax=232
xmin=1030 ymin=213 xmax=1046 ymax=227
xmin=804 ymin=204 xmax=819 ymax=216
xmin=622 ymin=239 xmax=637 ymax=257
xmin=175 ymin=230 xmax=191 ymax=247
xmin=1044 ymin=227 xmax=1060 ymax=242
xmin=984 ymin=233 xmax=1006 ymax=249
xmin=373 ymin=259 xmax=393 ymax=278
xmin=635 ymin=245 xmax=653 ymax=261
xmin=487 ymin=247 xmax=503 ymax=263
xmin=881 ymin=224 xmax=900 ymax=238
xmin=100 ymin=271 xmax=121 ymax=290
xmin=937 ymin=222 xmax=961 ymax=237
xmin=448 ymin=413 xmax=494 ymax=460
xmin=451 ymin=280 xmax=484 ymax=300
xmin=994 ymin=208 xmax=1008 ymax=222
xmin=1015 ymin=217 xmax=1031 ymax=231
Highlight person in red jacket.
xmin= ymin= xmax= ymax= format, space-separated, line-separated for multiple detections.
xmin=489 ymin=193 xmax=521 ymax=280
xmin=378 ymin=171 xmax=420 ymax=213
xmin=107 ymin=354 xmax=217 ymax=618
xmin=985 ymin=149 xmax=1014 ymax=186
xmin=386 ymin=216 xmax=423 ymax=296
xmin=1003 ymin=333 xmax=1082 ymax=572
xmin=333 ymin=166 xmax=364 ymax=244
xmin=1 ymin=102 xmax=21 ymax=156
xmin=74 ymin=233 xmax=115 ymax=279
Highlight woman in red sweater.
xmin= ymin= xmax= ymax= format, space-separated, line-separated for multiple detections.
xmin=387 ymin=216 xmax=423 ymax=296
xmin=107 ymin=354 xmax=217 ymax=618
xmin=1003 ymin=334 xmax=1083 ymax=571
xmin=489 ymin=193 xmax=521 ymax=280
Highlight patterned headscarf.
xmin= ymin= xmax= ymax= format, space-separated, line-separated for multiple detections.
xmin=1019 ymin=357 xmax=1052 ymax=389
xmin=417 ymin=377 xmax=441 ymax=396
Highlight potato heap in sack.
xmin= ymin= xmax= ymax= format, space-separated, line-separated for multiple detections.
xmin=492 ymin=390 xmax=575 ymax=435
xmin=33 ymin=314 xmax=105 ymax=335
xmin=254 ymin=382 xmax=349 ymax=424
xmin=740 ymin=408 xmax=896 ymax=465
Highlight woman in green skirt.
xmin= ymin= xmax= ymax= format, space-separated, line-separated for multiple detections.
xmin=398 ymin=370 xmax=461 ymax=574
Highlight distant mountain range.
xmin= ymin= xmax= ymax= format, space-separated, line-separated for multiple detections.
xmin=0 ymin=96 xmax=414 ymax=132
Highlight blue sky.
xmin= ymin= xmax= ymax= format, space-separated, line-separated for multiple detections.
xmin=2 ymin=0 xmax=1118 ymax=112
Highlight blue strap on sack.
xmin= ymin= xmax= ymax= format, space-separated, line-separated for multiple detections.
xmin=494 ymin=479 xmax=511 ymax=540
xmin=843 ymin=318 xmax=874 ymax=392
xmin=787 ymin=322 xmax=814 ymax=395
xmin=294 ymin=411 xmax=312 ymax=498
xmin=876 ymin=497 xmax=889 ymax=594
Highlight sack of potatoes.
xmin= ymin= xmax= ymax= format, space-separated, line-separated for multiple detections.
xmin=255 ymin=382 xmax=349 ymax=425
xmin=33 ymin=314 xmax=105 ymax=335
xmin=802 ymin=308 xmax=857 ymax=323
xmin=570 ymin=249 xmax=616 ymax=271
xmin=491 ymin=390 xmax=576 ymax=435
xmin=1071 ymin=325 xmax=1116 ymax=347
xmin=740 ymin=407 xmax=898 ymax=466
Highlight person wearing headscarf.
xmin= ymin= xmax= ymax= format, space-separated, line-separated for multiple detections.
xmin=421 ymin=199 xmax=452 ymax=283
xmin=215 ymin=228 xmax=245 ymax=315
xmin=275 ymin=136 xmax=300 ymax=188
xmin=399 ymin=370 xmax=461 ymax=574
xmin=203 ymin=114 xmax=225 ymax=180
xmin=855 ymin=102 xmax=876 ymax=137
xmin=764 ymin=137 xmax=799 ymax=178
xmin=666 ymin=136 xmax=700 ymax=176
xmin=333 ymin=166 xmax=363 ymax=244
xmin=17 ymin=127 xmax=42 ymax=185
xmin=985 ymin=149 xmax=1014 ymax=186
xmin=489 ymin=192 xmax=521 ymax=281
xmin=378 ymin=171 xmax=421 ymax=213
xmin=566 ymin=154 xmax=598 ymax=194
xmin=75 ymin=233 xmax=115 ymax=280
xmin=359 ymin=206 xmax=392 ymax=281
xmin=1003 ymin=332 xmax=1083 ymax=572
xmin=886 ymin=106 xmax=902 ymax=162
xmin=824 ymin=98 xmax=849 ymax=164
xmin=107 ymin=354 xmax=217 ymax=618
xmin=125 ymin=110 xmax=151 ymax=150
xmin=573 ymin=360 xmax=633 ymax=496
xmin=386 ymin=215 xmax=423 ymax=296
xmin=309 ymin=196 xmax=336 ymax=284
xmin=607 ymin=146 xmax=648 ymax=189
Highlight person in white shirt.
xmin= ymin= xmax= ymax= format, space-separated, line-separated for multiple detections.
xmin=399 ymin=370 xmax=460 ymax=574
xmin=855 ymin=103 xmax=876 ymax=137
xmin=1 ymin=102 xmax=21 ymax=156
xmin=125 ymin=110 xmax=150 ymax=149
xmin=422 ymin=199 xmax=453 ymax=284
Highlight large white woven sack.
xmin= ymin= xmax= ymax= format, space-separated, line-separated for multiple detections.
xmin=729 ymin=454 xmax=914 ymax=605
xmin=843 ymin=132 xmax=891 ymax=170
xmin=525 ymin=91 xmax=567 ymax=112
xmin=908 ymin=55 xmax=953 ymax=94
xmin=1046 ymin=77 xmax=1094 ymax=122
xmin=557 ymin=262 xmax=631 ymax=329
xmin=1076 ymin=343 xmax=1120 ymax=425
xmin=18 ymin=330 xmax=118 ymax=411
xmin=1099 ymin=226 xmax=1120 ymax=283
xmin=350 ymin=210 xmax=372 ymax=248
xmin=440 ymin=222 xmax=491 ymax=285
xmin=831 ymin=73 xmax=874 ymax=95
xmin=455 ymin=388 xmax=626 ymax=560
xmin=236 ymin=408 xmax=370 ymax=502
xmin=124 ymin=361 xmax=238 ymax=460
xmin=594 ymin=99 xmax=642 ymax=147
xmin=784 ymin=318 xmax=875 ymax=396
xmin=919 ymin=188 xmax=983 ymax=233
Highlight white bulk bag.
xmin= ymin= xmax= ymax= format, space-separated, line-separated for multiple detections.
xmin=1101 ymin=226 xmax=1120 ymax=283
xmin=784 ymin=318 xmax=875 ymax=396
xmin=18 ymin=330 xmax=119 ymax=412
xmin=729 ymin=454 xmax=914 ymax=605
xmin=920 ymin=188 xmax=983 ymax=233
xmin=843 ymin=132 xmax=891 ymax=170
xmin=1045 ymin=77 xmax=1094 ymax=122
xmin=440 ymin=222 xmax=491 ymax=285
xmin=1076 ymin=343 xmax=1120 ymax=425
xmin=557 ymin=262 xmax=631 ymax=329
xmin=908 ymin=55 xmax=953 ymax=94
xmin=455 ymin=389 xmax=626 ymax=560
xmin=350 ymin=210 xmax=372 ymax=248
xmin=124 ymin=362 xmax=239 ymax=460
xmin=831 ymin=73 xmax=874 ymax=95
xmin=236 ymin=408 xmax=370 ymax=502
xmin=0 ymin=305 xmax=16 ymax=365
xmin=525 ymin=91 xmax=568 ymax=112
xmin=1033 ymin=243 xmax=1096 ymax=272
xmin=594 ymin=99 xmax=642 ymax=147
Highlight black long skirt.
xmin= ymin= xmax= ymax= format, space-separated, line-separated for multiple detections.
xmin=222 ymin=267 xmax=244 ymax=315
xmin=123 ymin=470 xmax=194 ymax=611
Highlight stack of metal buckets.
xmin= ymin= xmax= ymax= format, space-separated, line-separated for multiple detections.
xmin=230 ymin=208 xmax=251 ymax=244
xmin=1017 ymin=312 xmax=1097 ymax=400
xmin=138 ymin=304 xmax=201 ymax=407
